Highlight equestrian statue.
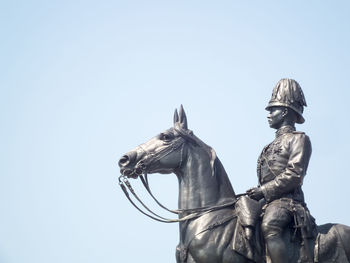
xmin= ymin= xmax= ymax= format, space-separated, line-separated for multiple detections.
xmin=118 ymin=79 xmax=350 ymax=263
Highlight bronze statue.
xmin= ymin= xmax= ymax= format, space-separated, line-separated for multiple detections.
xmin=118 ymin=82 xmax=350 ymax=263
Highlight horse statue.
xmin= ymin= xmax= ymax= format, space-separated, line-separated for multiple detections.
xmin=118 ymin=105 xmax=350 ymax=263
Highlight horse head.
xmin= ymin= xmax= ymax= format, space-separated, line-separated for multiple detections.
xmin=119 ymin=105 xmax=215 ymax=178
xmin=119 ymin=105 xmax=235 ymax=209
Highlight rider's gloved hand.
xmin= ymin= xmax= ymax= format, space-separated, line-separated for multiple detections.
xmin=246 ymin=187 xmax=264 ymax=201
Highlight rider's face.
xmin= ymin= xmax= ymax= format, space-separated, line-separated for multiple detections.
xmin=267 ymin=107 xmax=286 ymax=129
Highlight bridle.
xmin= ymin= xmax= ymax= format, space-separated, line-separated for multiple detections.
xmin=138 ymin=136 xmax=186 ymax=175
xmin=118 ymin=128 xmax=246 ymax=223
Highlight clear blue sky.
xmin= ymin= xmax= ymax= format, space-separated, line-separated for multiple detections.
xmin=1 ymin=1 xmax=350 ymax=262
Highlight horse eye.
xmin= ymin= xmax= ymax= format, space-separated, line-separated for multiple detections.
xmin=160 ymin=133 xmax=173 ymax=141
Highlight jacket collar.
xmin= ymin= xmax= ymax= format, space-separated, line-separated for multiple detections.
xmin=275 ymin=125 xmax=295 ymax=138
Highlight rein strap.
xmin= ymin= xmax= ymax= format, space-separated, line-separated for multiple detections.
xmin=119 ymin=175 xmax=241 ymax=223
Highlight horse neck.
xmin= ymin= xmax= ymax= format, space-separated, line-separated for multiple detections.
xmin=176 ymin=145 xmax=235 ymax=210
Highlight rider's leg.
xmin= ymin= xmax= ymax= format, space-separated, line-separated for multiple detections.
xmin=261 ymin=200 xmax=293 ymax=263
xmin=263 ymin=231 xmax=288 ymax=262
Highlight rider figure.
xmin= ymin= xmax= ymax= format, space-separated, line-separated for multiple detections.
xmin=247 ymin=78 xmax=315 ymax=263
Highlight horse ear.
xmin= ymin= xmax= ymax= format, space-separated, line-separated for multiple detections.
xmin=178 ymin=104 xmax=188 ymax=129
xmin=174 ymin=108 xmax=179 ymax=124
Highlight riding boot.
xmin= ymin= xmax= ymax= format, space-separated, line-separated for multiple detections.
xmin=265 ymin=234 xmax=288 ymax=263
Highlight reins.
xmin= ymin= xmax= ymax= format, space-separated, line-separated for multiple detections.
xmin=119 ymin=174 xmax=247 ymax=223
xmin=119 ymin=175 xmax=206 ymax=223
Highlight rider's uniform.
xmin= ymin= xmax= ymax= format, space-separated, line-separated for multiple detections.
xmin=257 ymin=125 xmax=313 ymax=238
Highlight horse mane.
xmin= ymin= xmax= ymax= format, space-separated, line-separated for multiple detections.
xmin=189 ymin=132 xmax=236 ymax=197
xmin=190 ymin=134 xmax=217 ymax=177
xmin=174 ymin=126 xmax=217 ymax=177
xmin=174 ymin=125 xmax=235 ymax=196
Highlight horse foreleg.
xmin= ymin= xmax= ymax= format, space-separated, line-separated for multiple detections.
xmin=176 ymin=244 xmax=192 ymax=263
xmin=186 ymin=253 xmax=197 ymax=263
xmin=175 ymin=249 xmax=196 ymax=263
xmin=175 ymin=245 xmax=181 ymax=263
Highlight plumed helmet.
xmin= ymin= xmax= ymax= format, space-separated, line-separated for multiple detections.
xmin=266 ymin=78 xmax=307 ymax=124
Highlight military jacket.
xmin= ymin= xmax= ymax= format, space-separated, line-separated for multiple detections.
xmin=257 ymin=125 xmax=312 ymax=203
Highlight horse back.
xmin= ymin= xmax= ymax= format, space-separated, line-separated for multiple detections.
xmin=315 ymin=223 xmax=350 ymax=263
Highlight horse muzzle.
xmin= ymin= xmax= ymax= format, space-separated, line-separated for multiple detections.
xmin=118 ymin=151 xmax=146 ymax=178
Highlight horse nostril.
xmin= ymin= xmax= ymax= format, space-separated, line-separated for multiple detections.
xmin=119 ymin=155 xmax=130 ymax=167
xmin=118 ymin=151 xmax=137 ymax=167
